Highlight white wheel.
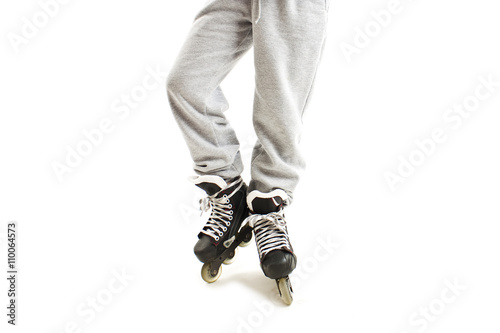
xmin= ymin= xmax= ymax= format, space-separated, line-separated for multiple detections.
xmin=201 ymin=262 xmax=221 ymax=283
xmin=278 ymin=277 xmax=293 ymax=305
xmin=223 ymin=247 xmax=238 ymax=265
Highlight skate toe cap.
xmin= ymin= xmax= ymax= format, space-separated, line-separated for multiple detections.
xmin=261 ymin=250 xmax=297 ymax=279
xmin=194 ymin=236 xmax=217 ymax=263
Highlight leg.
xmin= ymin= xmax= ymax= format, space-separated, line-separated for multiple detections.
xmin=249 ymin=0 xmax=329 ymax=202
xmin=167 ymin=0 xmax=253 ymax=180
xmin=245 ymin=0 xmax=330 ymax=305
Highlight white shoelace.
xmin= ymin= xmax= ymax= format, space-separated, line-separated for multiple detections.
xmin=245 ymin=210 xmax=292 ymax=260
xmin=199 ymin=180 xmax=243 ymax=242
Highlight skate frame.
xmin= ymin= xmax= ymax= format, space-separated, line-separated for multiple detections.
xmin=207 ymin=223 xmax=253 ymax=276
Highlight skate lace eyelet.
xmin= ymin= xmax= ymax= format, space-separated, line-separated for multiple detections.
xmin=225 ymin=221 xmax=231 ymax=226
xmin=228 ymin=204 xmax=232 ymax=209
xmin=229 ymin=216 xmax=233 ymax=220
xmin=215 ymin=236 xmax=219 ymax=241
xmin=229 ymin=210 xmax=233 ymax=215
xmin=222 ymin=226 xmax=227 ymax=232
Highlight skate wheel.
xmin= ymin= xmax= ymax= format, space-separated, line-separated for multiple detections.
xmin=223 ymin=247 xmax=238 ymax=265
xmin=277 ymin=277 xmax=293 ymax=305
xmin=201 ymin=262 xmax=221 ymax=283
xmin=239 ymin=232 xmax=253 ymax=247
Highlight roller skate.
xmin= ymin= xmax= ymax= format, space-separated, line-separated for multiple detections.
xmin=192 ymin=175 xmax=253 ymax=283
xmin=246 ymin=190 xmax=297 ymax=305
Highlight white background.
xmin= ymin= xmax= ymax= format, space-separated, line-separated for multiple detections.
xmin=1 ymin=0 xmax=499 ymax=332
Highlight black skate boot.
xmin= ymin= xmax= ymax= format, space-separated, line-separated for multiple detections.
xmin=192 ymin=175 xmax=252 ymax=283
xmin=246 ymin=190 xmax=297 ymax=305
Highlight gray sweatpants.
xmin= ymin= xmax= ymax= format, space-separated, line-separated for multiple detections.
xmin=167 ymin=0 xmax=329 ymax=202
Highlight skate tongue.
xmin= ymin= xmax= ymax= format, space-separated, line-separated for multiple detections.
xmin=196 ymin=182 xmax=223 ymax=196
xmin=247 ymin=189 xmax=288 ymax=214
xmin=192 ymin=175 xmax=228 ymax=196
xmin=250 ymin=196 xmax=283 ymax=214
